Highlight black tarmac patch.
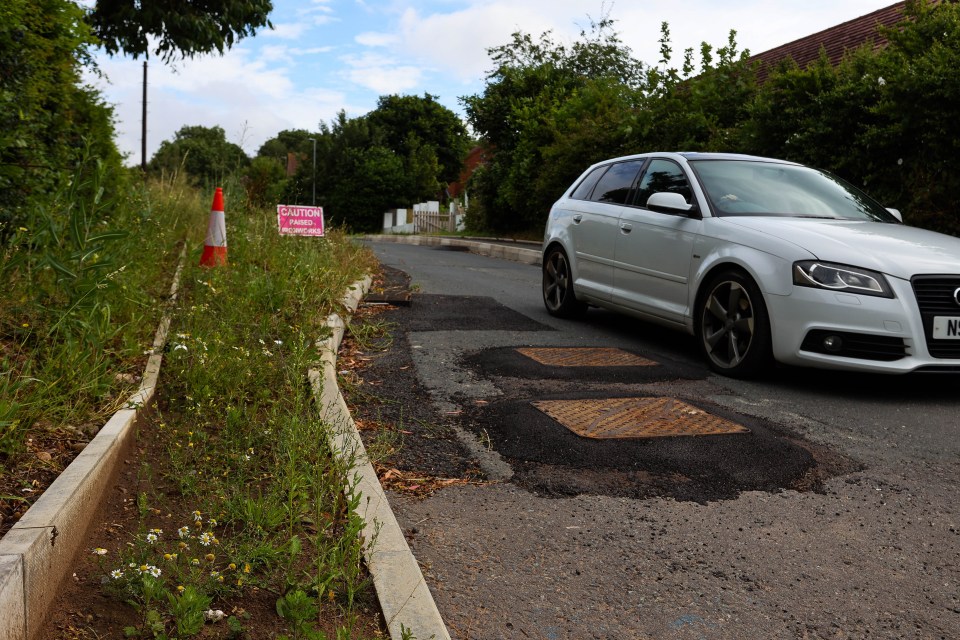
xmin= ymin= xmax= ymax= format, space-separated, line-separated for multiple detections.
xmin=463 ymin=345 xmax=705 ymax=383
xmin=459 ymin=393 xmax=861 ymax=503
xmin=403 ymin=294 xmax=553 ymax=332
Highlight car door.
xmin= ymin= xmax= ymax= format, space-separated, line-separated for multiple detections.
xmin=564 ymin=159 xmax=646 ymax=302
xmin=612 ymin=158 xmax=702 ymax=323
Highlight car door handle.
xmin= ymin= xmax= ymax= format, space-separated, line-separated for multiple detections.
xmin=620 ymin=223 xmax=632 ymax=233
xmin=573 ymin=214 xmax=583 ymax=223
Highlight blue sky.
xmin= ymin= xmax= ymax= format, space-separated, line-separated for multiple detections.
xmin=84 ymin=0 xmax=898 ymax=164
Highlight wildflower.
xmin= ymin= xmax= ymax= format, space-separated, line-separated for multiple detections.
xmin=217 ymin=575 xmax=225 ymax=583
xmin=110 ymin=569 xmax=123 ymax=580
xmin=149 ymin=566 xmax=161 ymax=578
xmin=150 ymin=528 xmax=162 ymax=535
xmin=274 ymin=340 xmax=283 ymax=345
xmin=878 ymin=76 xmax=886 ymax=86
xmin=205 ymin=553 xmax=216 ymax=562
xmin=199 ymin=532 xmax=214 ymax=547
xmin=193 ymin=510 xmax=202 ymax=523
xmin=179 ymin=541 xmax=189 ymax=551
xmin=92 ymin=548 xmax=108 ymax=556
xmin=173 ymin=343 xmax=188 ymax=352
xmin=243 ymin=563 xmax=251 ymax=574
xmin=128 ymin=562 xmax=136 ymax=569
xmin=228 ymin=563 xmax=237 ymax=571
xmin=205 ymin=609 xmax=226 ymax=622
xmin=18 ymin=227 xmax=28 ymax=232
xmin=177 ymin=585 xmax=185 ymax=593
xmin=210 ymin=570 xmax=220 ymax=578
xmin=209 ymin=518 xmax=218 ymax=527
xmin=146 ymin=533 xmax=158 ymax=544
xmin=178 ymin=526 xmax=190 ymax=539
xmin=191 ymin=558 xmax=200 ymax=566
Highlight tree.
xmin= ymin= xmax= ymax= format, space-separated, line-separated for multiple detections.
xmin=87 ymin=0 xmax=273 ymax=62
xmin=1 ymin=0 xmax=122 ymax=232
xmin=257 ymin=129 xmax=314 ymax=166
xmin=149 ymin=125 xmax=249 ymax=186
xmin=462 ymin=17 xmax=646 ymax=232
xmin=366 ymin=94 xmax=470 ymax=185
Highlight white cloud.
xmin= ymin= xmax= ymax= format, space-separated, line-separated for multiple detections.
xmin=355 ymin=31 xmax=399 ymax=47
xmin=340 ymin=52 xmax=423 ymax=94
xmin=263 ymin=22 xmax=310 ymax=40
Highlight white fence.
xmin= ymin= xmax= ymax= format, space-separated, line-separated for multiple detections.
xmin=383 ymin=201 xmax=465 ymax=234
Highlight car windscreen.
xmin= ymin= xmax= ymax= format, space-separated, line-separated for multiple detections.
xmin=689 ymin=159 xmax=899 ymax=222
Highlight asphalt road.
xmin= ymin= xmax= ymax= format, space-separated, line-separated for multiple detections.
xmin=360 ymin=239 xmax=960 ymax=640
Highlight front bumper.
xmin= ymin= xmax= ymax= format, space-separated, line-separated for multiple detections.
xmin=766 ymin=276 xmax=960 ymax=374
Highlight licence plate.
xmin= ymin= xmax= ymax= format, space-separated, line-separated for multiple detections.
xmin=932 ymin=316 xmax=960 ymax=339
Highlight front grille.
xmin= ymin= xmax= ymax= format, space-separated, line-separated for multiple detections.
xmin=800 ymin=330 xmax=907 ymax=361
xmin=911 ymin=276 xmax=960 ymax=358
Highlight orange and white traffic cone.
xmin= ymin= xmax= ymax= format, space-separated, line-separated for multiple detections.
xmin=200 ymin=187 xmax=227 ymax=267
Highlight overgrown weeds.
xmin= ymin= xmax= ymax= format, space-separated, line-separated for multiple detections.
xmin=3 ymin=156 xmax=383 ymax=637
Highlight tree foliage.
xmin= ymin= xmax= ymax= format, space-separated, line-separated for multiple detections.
xmin=366 ymin=94 xmax=470 ymax=185
xmin=462 ymin=17 xmax=647 ymax=232
xmin=0 ymin=0 xmax=123 ymax=232
xmin=149 ymin=125 xmax=249 ymax=187
xmin=87 ymin=0 xmax=273 ymax=61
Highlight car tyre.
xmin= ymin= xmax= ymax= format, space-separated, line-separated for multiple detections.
xmin=542 ymin=246 xmax=587 ymax=318
xmin=696 ymin=269 xmax=773 ymax=377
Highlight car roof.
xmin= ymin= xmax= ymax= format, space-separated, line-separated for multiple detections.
xmin=596 ymin=151 xmax=802 ymax=166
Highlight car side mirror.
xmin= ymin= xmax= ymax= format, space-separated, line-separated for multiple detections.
xmin=886 ymin=207 xmax=903 ymax=222
xmin=646 ymin=192 xmax=697 ymax=217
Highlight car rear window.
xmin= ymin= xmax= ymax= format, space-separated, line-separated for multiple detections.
xmin=570 ymin=166 xmax=607 ymax=200
xmin=589 ymin=160 xmax=645 ymax=205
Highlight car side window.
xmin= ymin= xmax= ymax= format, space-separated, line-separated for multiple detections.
xmin=570 ymin=166 xmax=607 ymax=200
xmin=587 ymin=160 xmax=645 ymax=205
xmin=636 ymin=159 xmax=692 ymax=207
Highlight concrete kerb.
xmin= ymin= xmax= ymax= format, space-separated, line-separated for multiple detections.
xmin=364 ymin=234 xmax=542 ymax=266
xmin=308 ymin=276 xmax=451 ymax=640
xmin=0 ymin=246 xmax=188 ymax=640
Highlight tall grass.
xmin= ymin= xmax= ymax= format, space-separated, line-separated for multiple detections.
xmin=4 ymin=157 xmax=383 ymax=636
xmin=1 ymin=156 xmax=195 ymax=455
xmin=83 ymin=170 xmax=378 ymax=636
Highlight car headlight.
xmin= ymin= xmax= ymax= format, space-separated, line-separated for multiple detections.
xmin=793 ymin=261 xmax=894 ymax=298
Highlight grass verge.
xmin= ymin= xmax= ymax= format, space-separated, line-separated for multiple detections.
xmin=4 ymin=165 xmax=384 ymax=638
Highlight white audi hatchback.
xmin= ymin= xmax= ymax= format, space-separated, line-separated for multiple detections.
xmin=541 ymin=152 xmax=960 ymax=376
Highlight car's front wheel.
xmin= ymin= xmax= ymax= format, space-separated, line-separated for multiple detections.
xmin=696 ymin=270 xmax=773 ymax=377
xmin=542 ymin=246 xmax=587 ymax=318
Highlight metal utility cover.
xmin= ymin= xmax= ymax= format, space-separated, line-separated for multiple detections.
xmin=516 ymin=347 xmax=656 ymax=368
xmin=531 ymin=397 xmax=750 ymax=439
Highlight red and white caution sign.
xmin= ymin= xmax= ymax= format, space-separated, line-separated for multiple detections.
xmin=200 ymin=187 xmax=227 ymax=267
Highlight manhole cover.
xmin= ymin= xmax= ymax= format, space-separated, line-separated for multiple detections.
xmin=531 ymin=397 xmax=750 ymax=439
xmin=516 ymin=347 xmax=656 ymax=367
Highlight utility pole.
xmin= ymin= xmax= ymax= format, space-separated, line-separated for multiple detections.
xmin=309 ymin=138 xmax=317 ymax=206
xmin=141 ymin=60 xmax=148 ymax=172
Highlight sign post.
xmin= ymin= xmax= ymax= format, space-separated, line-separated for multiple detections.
xmin=277 ymin=205 xmax=325 ymax=236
